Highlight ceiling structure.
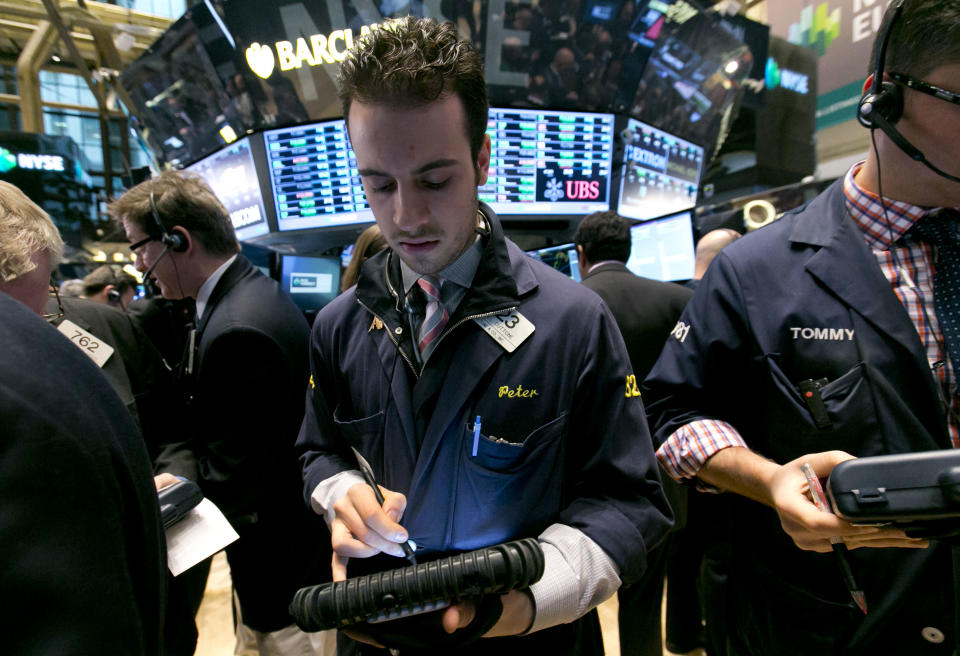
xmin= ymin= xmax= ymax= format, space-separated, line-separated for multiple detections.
xmin=0 ymin=0 xmax=172 ymax=128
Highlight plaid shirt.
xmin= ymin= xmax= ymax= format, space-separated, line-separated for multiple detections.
xmin=657 ymin=164 xmax=960 ymax=483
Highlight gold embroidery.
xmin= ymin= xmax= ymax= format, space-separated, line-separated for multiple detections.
xmin=498 ymin=384 xmax=539 ymax=399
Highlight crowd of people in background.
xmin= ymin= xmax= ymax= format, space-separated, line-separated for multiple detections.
xmin=3 ymin=2 xmax=960 ymax=655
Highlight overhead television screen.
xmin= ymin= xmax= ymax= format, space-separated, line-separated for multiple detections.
xmin=617 ymin=118 xmax=704 ymax=221
xmin=479 ymin=108 xmax=615 ymax=217
xmin=279 ymin=255 xmax=341 ymax=312
xmin=526 ymin=242 xmax=581 ymax=282
xmin=625 ymin=211 xmax=696 ymax=282
xmin=185 ymin=136 xmax=270 ymax=242
xmin=627 ymin=3 xmax=752 ymax=156
xmin=263 ymin=120 xmax=373 ymax=232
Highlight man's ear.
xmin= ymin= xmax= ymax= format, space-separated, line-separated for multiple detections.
xmin=475 ymin=133 xmax=492 ymax=187
xmin=169 ymin=226 xmax=192 ymax=254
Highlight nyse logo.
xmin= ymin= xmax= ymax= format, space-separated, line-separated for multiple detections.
xmin=565 ymin=180 xmax=600 ymax=200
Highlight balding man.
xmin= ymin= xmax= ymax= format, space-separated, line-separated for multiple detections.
xmin=688 ymin=228 xmax=741 ymax=289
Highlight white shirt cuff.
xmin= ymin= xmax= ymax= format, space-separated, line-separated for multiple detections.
xmin=526 ymin=523 xmax=621 ymax=634
xmin=310 ymin=470 xmax=364 ymax=526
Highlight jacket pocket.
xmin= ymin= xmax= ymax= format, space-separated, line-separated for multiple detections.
xmin=332 ymin=407 xmax=385 ymax=453
xmin=759 ymin=356 xmax=878 ymax=459
xmin=450 ymin=413 xmax=568 ymax=549
xmin=469 ymin=412 xmax=568 ymax=473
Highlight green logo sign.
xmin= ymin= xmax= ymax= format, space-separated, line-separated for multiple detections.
xmin=0 ymin=147 xmax=16 ymax=173
xmin=788 ymin=3 xmax=841 ymax=57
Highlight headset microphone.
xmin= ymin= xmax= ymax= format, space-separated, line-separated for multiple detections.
xmin=857 ymin=0 xmax=960 ymax=184
xmin=862 ymin=107 xmax=960 ymax=183
xmin=142 ymin=244 xmax=171 ymax=282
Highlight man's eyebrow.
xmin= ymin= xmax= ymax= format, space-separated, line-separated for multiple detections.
xmin=358 ymin=159 xmax=460 ymax=178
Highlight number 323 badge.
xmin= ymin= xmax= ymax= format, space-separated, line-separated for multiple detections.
xmin=474 ymin=310 xmax=535 ymax=353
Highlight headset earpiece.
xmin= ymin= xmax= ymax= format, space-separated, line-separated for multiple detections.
xmin=164 ymin=228 xmax=188 ymax=253
xmin=149 ymin=190 xmax=189 ymax=253
xmin=857 ymin=81 xmax=904 ymax=129
xmin=107 ymin=287 xmax=122 ymax=303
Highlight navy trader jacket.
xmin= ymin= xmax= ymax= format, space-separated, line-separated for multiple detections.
xmin=297 ymin=205 xmax=671 ymax=653
xmin=645 ymin=179 xmax=956 ymax=656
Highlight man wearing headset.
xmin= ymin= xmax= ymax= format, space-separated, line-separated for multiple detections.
xmin=82 ymin=264 xmax=139 ymax=310
xmin=644 ymin=1 xmax=960 ymax=654
xmin=109 ymin=171 xmax=329 ymax=655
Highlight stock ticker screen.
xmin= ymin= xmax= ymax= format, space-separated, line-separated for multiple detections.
xmin=479 ymin=108 xmax=615 ymax=216
xmin=263 ymin=120 xmax=373 ymax=232
xmin=617 ymin=117 xmax=704 ymax=222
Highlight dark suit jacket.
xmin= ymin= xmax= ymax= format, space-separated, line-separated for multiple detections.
xmin=157 ymin=255 xmax=327 ymax=631
xmin=46 ymin=296 xmax=183 ymax=463
xmin=581 ymin=261 xmax=692 ymax=528
xmin=0 ymin=293 xmax=165 ymax=655
xmin=580 ymin=262 xmax=693 ymax=381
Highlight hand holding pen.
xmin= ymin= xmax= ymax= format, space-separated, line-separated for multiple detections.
xmin=801 ymin=462 xmax=868 ymax=614
xmin=350 ymin=447 xmax=418 ymax=566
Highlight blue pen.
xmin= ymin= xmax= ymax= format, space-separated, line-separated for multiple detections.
xmin=472 ymin=415 xmax=482 ymax=456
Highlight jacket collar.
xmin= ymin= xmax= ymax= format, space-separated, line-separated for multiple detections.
xmin=355 ymin=202 xmax=537 ymax=328
xmin=581 ymin=260 xmax=629 ymax=281
xmin=195 ymin=254 xmax=252 ymax=335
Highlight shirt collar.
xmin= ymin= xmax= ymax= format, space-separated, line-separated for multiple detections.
xmin=195 ymin=254 xmax=237 ymax=322
xmin=588 ymin=259 xmax=623 ymax=273
xmin=843 ymin=162 xmax=937 ymax=250
xmin=399 ymin=234 xmax=483 ymax=294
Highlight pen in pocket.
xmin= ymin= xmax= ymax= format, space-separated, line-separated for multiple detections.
xmin=472 ymin=415 xmax=481 ymax=457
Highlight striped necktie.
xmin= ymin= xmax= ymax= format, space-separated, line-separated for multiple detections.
xmin=416 ymin=275 xmax=449 ymax=361
xmin=911 ymin=210 xmax=960 ymax=369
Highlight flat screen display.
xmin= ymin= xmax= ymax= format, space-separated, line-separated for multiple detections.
xmin=185 ymin=137 xmax=270 ymax=242
xmin=625 ymin=211 xmax=696 ymax=282
xmin=263 ymin=120 xmax=373 ymax=232
xmin=479 ymin=108 xmax=614 ymax=216
xmin=279 ymin=255 xmax=341 ymax=312
xmin=526 ymin=242 xmax=581 ymax=282
xmin=617 ymin=118 xmax=704 ymax=221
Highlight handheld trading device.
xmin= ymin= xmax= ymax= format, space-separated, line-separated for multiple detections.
xmin=289 ymin=538 xmax=544 ymax=633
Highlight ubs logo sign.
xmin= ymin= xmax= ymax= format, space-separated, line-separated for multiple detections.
xmin=544 ymin=177 xmax=601 ymax=202
xmin=566 ymin=180 xmax=600 ymax=200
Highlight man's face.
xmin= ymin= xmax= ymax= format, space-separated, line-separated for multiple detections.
xmin=347 ymin=94 xmax=491 ymax=275
xmin=0 ymin=250 xmax=52 ymax=314
xmin=123 ymin=218 xmax=183 ymax=299
xmin=893 ymin=63 xmax=960 ymax=206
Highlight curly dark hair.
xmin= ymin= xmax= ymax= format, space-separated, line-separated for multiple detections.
xmin=574 ymin=211 xmax=631 ymax=264
xmin=337 ymin=16 xmax=488 ymax=162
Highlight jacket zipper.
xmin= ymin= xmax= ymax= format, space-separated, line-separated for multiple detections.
xmin=357 ymin=297 xmax=420 ymax=379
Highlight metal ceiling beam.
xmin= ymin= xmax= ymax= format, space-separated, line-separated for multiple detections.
xmin=15 ymin=18 xmax=56 ymax=131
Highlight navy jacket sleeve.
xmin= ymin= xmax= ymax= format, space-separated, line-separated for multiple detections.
xmin=559 ymin=294 xmax=673 ymax=582
xmin=644 ymin=249 xmax=753 ymax=449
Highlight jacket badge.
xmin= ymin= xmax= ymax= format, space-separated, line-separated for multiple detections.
xmin=369 ymin=317 xmax=384 ymax=333
xmin=498 ymin=384 xmax=539 ymax=399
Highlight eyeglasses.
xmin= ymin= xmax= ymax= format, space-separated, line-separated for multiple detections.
xmin=129 ymin=235 xmax=157 ymax=253
xmin=890 ymin=72 xmax=960 ymax=108
xmin=42 ymin=281 xmax=64 ymax=322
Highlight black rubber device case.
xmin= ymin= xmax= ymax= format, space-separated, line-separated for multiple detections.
xmin=158 ymin=479 xmax=204 ymax=529
xmin=827 ymin=450 xmax=960 ymax=524
xmin=289 ymin=537 xmax=545 ymax=632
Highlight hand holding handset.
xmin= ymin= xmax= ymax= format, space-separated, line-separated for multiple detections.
xmin=158 ymin=479 xmax=204 ymax=529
